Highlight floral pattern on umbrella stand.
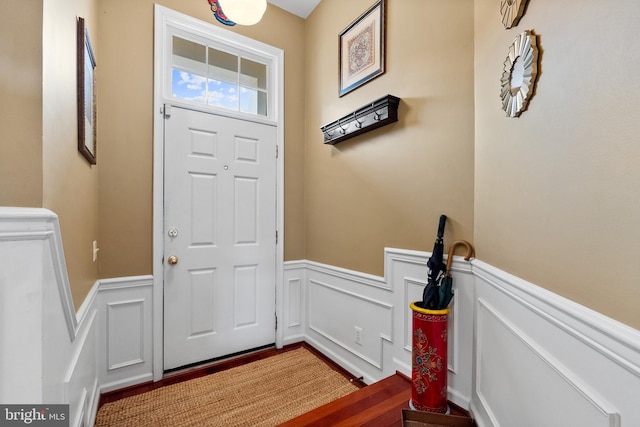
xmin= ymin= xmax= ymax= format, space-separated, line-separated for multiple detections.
xmin=412 ymin=328 xmax=444 ymax=395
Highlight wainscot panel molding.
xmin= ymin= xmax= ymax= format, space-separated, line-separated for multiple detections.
xmin=0 ymin=208 xmax=100 ymax=427
xmin=97 ymin=276 xmax=154 ymax=392
xmin=282 ymin=261 xmax=307 ymax=345
xmin=470 ymin=260 xmax=640 ymax=427
xmin=283 ymin=251 xmax=475 ymax=406
xmin=4 ymin=207 xmax=638 ymax=426
xmin=285 ymin=252 xmax=640 ymax=424
xmin=386 ymin=248 xmax=475 ymax=409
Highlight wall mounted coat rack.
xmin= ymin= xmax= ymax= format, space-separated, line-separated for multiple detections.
xmin=321 ymin=94 xmax=400 ymax=145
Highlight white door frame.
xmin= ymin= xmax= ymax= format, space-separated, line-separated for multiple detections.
xmin=152 ymin=4 xmax=285 ymax=381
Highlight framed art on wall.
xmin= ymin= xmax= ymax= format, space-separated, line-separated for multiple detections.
xmin=500 ymin=30 xmax=539 ymax=117
xmin=339 ymin=0 xmax=386 ymax=97
xmin=77 ymin=16 xmax=97 ymax=165
xmin=500 ymin=0 xmax=530 ymax=29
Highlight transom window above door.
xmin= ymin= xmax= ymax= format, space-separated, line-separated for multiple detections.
xmin=171 ymin=35 xmax=268 ymax=117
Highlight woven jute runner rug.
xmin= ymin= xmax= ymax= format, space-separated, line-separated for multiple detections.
xmin=94 ymin=347 xmax=359 ymax=426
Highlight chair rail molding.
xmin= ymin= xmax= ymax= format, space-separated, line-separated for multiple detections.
xmin=3 ymin=206 xmax=639 ymax=426
xmin=283 ymin=251 xmax=640 ymax=425
xmin=0 ymin=208 xmax=99 ymax=427
xmin=282 ymin=249 xmax=475 ymax=406
xmin=470 ymin=259 xmax=640 ymax=427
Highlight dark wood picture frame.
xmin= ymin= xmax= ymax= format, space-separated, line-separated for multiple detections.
xmin=339 ymin=0 xmax=386 ymax=97
xmin=77 ymin=17 xmax=97 ymax=165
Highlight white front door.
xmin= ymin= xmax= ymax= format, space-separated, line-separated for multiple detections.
xmin=163 ymin=106 xmax=277 ymax=370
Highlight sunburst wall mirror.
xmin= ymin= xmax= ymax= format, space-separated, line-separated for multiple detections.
xmin=500 ymin=0 xmax=529 ymax=29
xmin=500 ymin=30 xmax=539 ymax=117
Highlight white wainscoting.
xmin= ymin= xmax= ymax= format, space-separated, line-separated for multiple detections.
xmin=470 ymin=260 xmax=640 ymax=427
xmin=0 ymin=208 xmax=100 ymax=427
xmin=97 ymin=276 xmax=154 ymax=393
xmin=281 ymin=249 xmax=476 ymax=408
xmin=283 ymin=251 xmax=640 ymax=425
xmin=0 ymin=208 xmax=155 ymax=427
xmin=4 ymin=208 xmax=639 ymax=426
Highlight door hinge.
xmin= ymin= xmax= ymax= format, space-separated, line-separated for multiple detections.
xmin=276 ymin=230 xmax=278 ymax=244
xmin=161 ymin=104 xmax=172 ymax=118
xmin=275 ymin=314 xmax=278 ymax=331
xmin=276 ymin=145 xmax=279 ymax=158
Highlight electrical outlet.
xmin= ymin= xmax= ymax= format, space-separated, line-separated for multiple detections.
xmin=354 ymin=326 xmax=363 ymax=345
xmin=92 ymin=240 xmax=99 ymax=262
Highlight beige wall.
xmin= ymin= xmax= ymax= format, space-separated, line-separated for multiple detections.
xmin=304 ymin=0 xmax=475 ymax=276
xmin=42 ymin=0 xmax=99 ymax=309
xmin=5 ymin=0 xmax=639 ymax=331
xmin=96 ymin=0 xmax=306 ymax=278
xmin=0 ymin=0 xmax=98 ymax=309
xmin=0 ymin=0 xmax=43 ymax=208
xmin=474 ymin=0 xmax=640 ymax=328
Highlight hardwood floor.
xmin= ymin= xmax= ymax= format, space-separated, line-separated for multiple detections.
xmin=278 ymin=372 xmax=470 ymax=426
xmin=278 ymin=372 xmax=411 ymax=427
xmin=99 ymin=342 xmax=471 ymax=426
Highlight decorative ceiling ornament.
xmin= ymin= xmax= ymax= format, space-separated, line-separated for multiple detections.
xmin=500 ymin=0 xmax=529 ymax=29
xmin=208 ymin=0 xmax=236 ymax=26
xmin=217 ymin=0 xmax=267 ymax=26
xmin=500 ymin=30 xmax=539 ymax=117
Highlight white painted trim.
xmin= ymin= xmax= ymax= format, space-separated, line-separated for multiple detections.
xmin=472 ymin=259 xmax=640 ymax=373
xmin=307 ymin=278 xmax=393 ymax=370
xmin=285 ymin=250 xmax=640 ymax=424
xmin=64 ymin=308 xmax=99 ymax=427
xmin=4 ymin=205 xmax=638 ymax=425
xmin=97 ymin=275 xmax=154 ymax=392
xmin=471 ymin=259 xmax=640 ymax=426
xmin=477 ymin=298 xmax=621 ymax=426
xmin=273 ymin=44 xmax=285 ymax=351
xmin=99 ymin=275 xmax=154 ymax=290
xmin=305 ymin=259 xmax=389 ymax=290
xmin=0 ymin=208 xmax=101 ymax=424
xmin=152 ymin=4 xmax=285 ymax=380
xmin=0 ymin=208 xmax=78 ymax=340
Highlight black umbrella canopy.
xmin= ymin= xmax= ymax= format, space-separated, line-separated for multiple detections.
xmin=420 ymin=215 xmax=447 ymax=309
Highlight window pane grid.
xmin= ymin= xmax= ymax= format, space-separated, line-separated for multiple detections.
xmin=171 ymin=36 xmax=267 ymax=117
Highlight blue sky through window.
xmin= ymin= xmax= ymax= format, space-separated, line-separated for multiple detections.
xmin=207 ymin=79 xmax=238 ymax=110
xmin=171 ymin=69 xmax=239 ymax=111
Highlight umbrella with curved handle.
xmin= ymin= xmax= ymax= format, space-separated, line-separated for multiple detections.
xmin=437 ymin=240 xmax=474 ymax=309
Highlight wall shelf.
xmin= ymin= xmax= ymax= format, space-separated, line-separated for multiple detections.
xmin=321 ymin=95 xmax=400 ymax=145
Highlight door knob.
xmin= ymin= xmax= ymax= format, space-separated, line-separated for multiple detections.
xmin=167 ymin=255 xmax=179 ymax=265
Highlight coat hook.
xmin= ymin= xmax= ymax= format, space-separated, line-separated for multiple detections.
xmin=338 ymin=118 xmax=349 ymax=134
xmin=353 ymin=112 xmax=362 ymax=128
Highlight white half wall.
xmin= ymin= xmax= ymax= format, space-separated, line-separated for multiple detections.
xmin=0 ymin=208 xmax=100 ymax=427
xmin=3 ymin=208 xmax=639 ymax=426
xmin=282 ymin=249 xmax=640 ymax=425
xmin=97 ymin=276 xmax=154 ymax=393
xmin=281 ymin=249 xmax=476 ymax=408
xmin=0 ymin=208 xmax=153 ymax=427
xmin=470 ymin=261 xmax=640 ymax=427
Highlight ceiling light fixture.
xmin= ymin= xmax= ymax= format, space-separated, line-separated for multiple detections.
xmin=217 ymin=0 xmax=267 ymax=26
